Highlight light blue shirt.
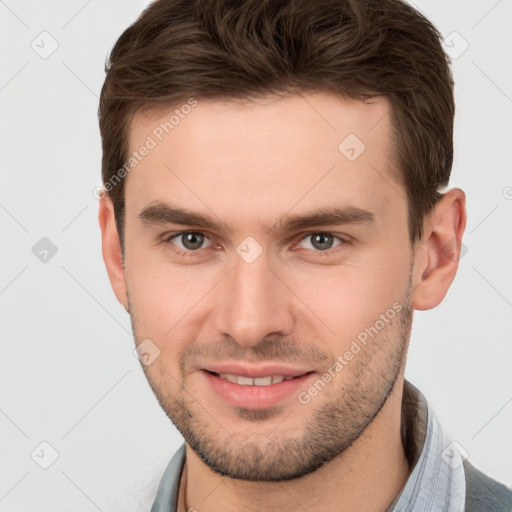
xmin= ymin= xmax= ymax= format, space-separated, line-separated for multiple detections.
xmin=386 ymin=382 xmax=466 ymax=511
xmin=151 ymin=380 xmax=467 ymax=512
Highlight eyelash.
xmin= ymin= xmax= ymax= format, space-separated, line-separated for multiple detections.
xmin=161 ymin=231 xmax=350 ymax=258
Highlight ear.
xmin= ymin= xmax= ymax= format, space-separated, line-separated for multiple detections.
xmin=98 ymin=195 xmax=128 ymax=311
xmin=411 ymin=188 xmax=467 ymax=311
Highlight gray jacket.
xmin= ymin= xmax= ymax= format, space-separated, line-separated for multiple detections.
xmin=463 ymin=459 xmax=512 ymax=511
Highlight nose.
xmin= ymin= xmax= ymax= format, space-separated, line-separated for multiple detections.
xmin=212 ymin=249 xmax=295 ymax=348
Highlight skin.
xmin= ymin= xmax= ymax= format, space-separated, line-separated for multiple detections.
xmin=99 ymin=92 xmax=466 ymax=511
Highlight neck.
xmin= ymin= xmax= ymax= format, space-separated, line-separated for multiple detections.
xmin=182 ymin=377 xmax=410 ymax=512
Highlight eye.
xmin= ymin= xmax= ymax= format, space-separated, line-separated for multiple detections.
xmin=297 ymin=232 xmax=344 ymax=251
xmin=166 ymin=232 xmax=213 ymax=252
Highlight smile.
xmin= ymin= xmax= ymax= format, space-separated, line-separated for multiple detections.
xmin=202 ymin=369 xmax=315 ymax=409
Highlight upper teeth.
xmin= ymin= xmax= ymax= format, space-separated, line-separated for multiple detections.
xmin=219 ymin=374 xmax=295 ymax=386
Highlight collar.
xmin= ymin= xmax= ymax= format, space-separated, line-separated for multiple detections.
xmin=387 ymin=380 xmax=466 ymax=511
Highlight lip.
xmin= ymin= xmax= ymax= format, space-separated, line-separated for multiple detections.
xmin=201 ymin=365 xmax=316 ymax=410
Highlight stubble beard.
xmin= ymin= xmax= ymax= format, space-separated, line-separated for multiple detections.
xmin=129 ymin=279 xmax=413 ymax=482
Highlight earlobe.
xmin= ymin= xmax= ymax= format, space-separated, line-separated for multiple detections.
xmin=98 ymin=196 xmax=128 ymax=310
xmin=412 ymin=188 xmax=467 ymax=311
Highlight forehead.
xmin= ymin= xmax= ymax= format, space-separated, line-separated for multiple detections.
xmin=126 ymin=92 xmax=403 ymax=230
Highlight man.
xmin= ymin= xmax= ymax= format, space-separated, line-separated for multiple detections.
xmin=97 ymin=0 xmax=512 ymax=510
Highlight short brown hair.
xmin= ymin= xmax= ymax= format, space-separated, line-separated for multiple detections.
xmin=99 ymin=0 xmax=454 ymax=245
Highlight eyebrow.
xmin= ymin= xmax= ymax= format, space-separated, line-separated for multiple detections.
xmin=138 ymin=202 xmax=375 ymax=235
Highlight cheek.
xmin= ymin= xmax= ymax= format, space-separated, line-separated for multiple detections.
xmin=126 ymin=253 xmax=219 ymax=341
xmin=281 ymin=254 xmax=409 ymax=344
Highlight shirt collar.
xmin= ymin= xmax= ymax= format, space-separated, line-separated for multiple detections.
xmin=150 ymin=444 xmax=185 ymax=512
xmin=387 ymin=380 xmax=466 ymax=511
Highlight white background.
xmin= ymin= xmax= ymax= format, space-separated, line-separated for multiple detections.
xmin=0 ymin=1 xmax=511 ymax=510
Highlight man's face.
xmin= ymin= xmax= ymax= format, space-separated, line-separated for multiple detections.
xmin=123 ymin=92 xmax=415 ymax=481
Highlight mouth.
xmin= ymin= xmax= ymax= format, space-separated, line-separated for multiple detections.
xmin=201 ymin=366 xmax=316 ymax=410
